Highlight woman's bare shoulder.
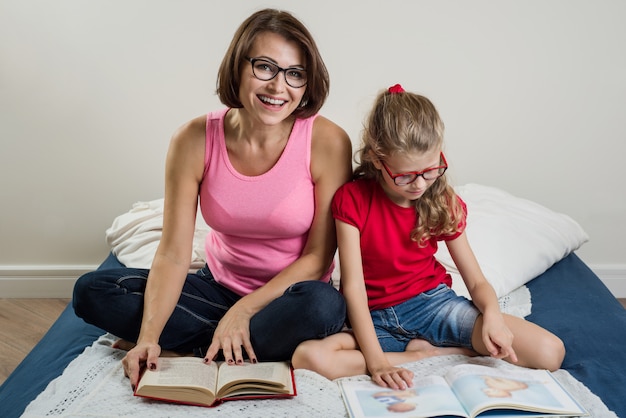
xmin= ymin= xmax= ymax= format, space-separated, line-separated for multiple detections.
xmin=165 ymin=115 xmax=207 ymax=178
xmin=310 ymin=115 xmax=352 ymax=182
xmin=171 ymin=114 xmax=207 ymax=144
xmin=311 ymin=115 xmax=351 ymax=154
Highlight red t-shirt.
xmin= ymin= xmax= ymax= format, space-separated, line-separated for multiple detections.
xmin=331 ymin=178 xmax=466 ymax=310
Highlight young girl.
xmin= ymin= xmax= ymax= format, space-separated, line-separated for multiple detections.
xmin=292 ymin=84 xmax=565 ymax=390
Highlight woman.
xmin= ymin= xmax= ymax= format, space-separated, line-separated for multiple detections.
xmin=73 ymin=8 xmax=352 ymax=390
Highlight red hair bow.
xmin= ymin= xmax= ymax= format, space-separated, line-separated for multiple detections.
xmin=388 ymin=84 xmax=405 ymax=94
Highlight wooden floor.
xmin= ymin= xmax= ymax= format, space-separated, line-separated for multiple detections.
xmin=1 ymin=297 xmax=625 ymax=386
xmin=0 ymin=298 xmax=70 ymax=386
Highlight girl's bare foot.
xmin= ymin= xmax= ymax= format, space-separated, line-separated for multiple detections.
xmin=405 ymin=338 xmax=475 ymax=361
xmin=112 ymin=339 xmax=192 ymax=357
xmin=112 ymin=339 xmax=135 ymax=351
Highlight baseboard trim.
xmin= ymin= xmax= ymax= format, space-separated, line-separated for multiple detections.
xmin=590 ymin=264 xmax=626 ymax=298
xmin=0 ymin=265 xmax=97 ymax=298
xmin=1 ymin=263 xmax=625 ymax=299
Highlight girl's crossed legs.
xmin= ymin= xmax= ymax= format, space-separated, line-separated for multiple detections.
xmin=292 ymin=285 xmax=564 ymax=380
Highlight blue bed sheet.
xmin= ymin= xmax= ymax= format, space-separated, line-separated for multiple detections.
xmin=526 ymin=253 xmax=626 ymax=417
xmin=0 ymin=252 xmax=624 ymax=417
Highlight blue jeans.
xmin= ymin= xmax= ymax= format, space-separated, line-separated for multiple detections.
xmin=371 ymin=284 xmax=479 ymax=352
xmin=72 ymin=265 xmax=346 ymax=361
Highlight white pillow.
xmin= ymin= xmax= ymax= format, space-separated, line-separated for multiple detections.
xmin=437 ymin=184 xmax=589 ymax=298
xmin=106 ymin=199 xmax=210 ymax=271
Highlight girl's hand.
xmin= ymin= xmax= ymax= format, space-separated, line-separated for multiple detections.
xmin=204 ymin=306 xmax=257 ymax=365
xmin=120 ymin=341 xmax=162 ymax=390
xmin=481 ymin=313 xmax=518 ymax=363
xmin=370 ymin=364 xmax=414 ymax=390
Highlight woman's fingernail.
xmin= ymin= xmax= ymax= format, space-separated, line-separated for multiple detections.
xmin=227 ymin=359 xmax=234 ymax=364
xmin=236 ymin=359 xmax=243 ymax=364
xmin=203 ymin=358 xmax=209 ymax=364
xmin=251 ymin=358 xmax=258 ymax=364
xmin=149 ymin=363 xmax=156 ymax=370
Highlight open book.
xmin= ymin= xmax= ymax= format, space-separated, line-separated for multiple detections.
xmin=134 ymin=357 xmax=296 ymax=407
xmin=339 ymin=364 xmax=587 ymax=418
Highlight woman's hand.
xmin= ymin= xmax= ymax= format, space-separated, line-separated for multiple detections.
xmin=370 ymin=364 xmax=414 ymax=390
xmin=120 ymin=341 xmax=162 ymax=390
xmin=204 ymin=305 xmax=257 ymax=365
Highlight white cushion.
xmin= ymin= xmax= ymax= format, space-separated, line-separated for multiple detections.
xmin=437 ymin=184 xmax=589 ymax=298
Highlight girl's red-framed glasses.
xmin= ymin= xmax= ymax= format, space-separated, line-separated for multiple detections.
xmin=381 ymin=152 xmax=448 ymax=186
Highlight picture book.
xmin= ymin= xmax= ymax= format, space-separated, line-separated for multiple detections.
xmin=134 ymin=357 xmax=296 ymax=407
xmin=339 ymin=363 xmax=587 ymax=418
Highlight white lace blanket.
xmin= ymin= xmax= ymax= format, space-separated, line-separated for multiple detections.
xmin=22 ymin=333 xmax=615 ymax=418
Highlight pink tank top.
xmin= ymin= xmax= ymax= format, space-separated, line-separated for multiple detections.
xmin=199 ymin=109 xmax=330 ymax=295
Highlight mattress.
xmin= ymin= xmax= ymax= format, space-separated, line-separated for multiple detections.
xmin=0 ymin=252 xmax=624 ymax=417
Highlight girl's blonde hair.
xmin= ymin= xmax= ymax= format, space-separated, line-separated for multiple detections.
xmin=354 ymin=88 xmax=464 ymax=246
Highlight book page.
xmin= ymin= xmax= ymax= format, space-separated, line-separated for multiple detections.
xmin=339 ymin=376 xmax=468 ymax=418
xmin=216 ymin=361 xmax=292 ymax=398
xmin=445 ymin=364 xmax=586 ymax=417
xmin=138 ymin=357 xmax=218 ymax=392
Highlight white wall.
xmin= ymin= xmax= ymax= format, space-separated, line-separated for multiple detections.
xmin=1 ymin=0 xmax=625 ymax=296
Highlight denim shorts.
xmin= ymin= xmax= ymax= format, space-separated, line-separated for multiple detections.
xmin=371 ymin=284 xmax=479 ymax=352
